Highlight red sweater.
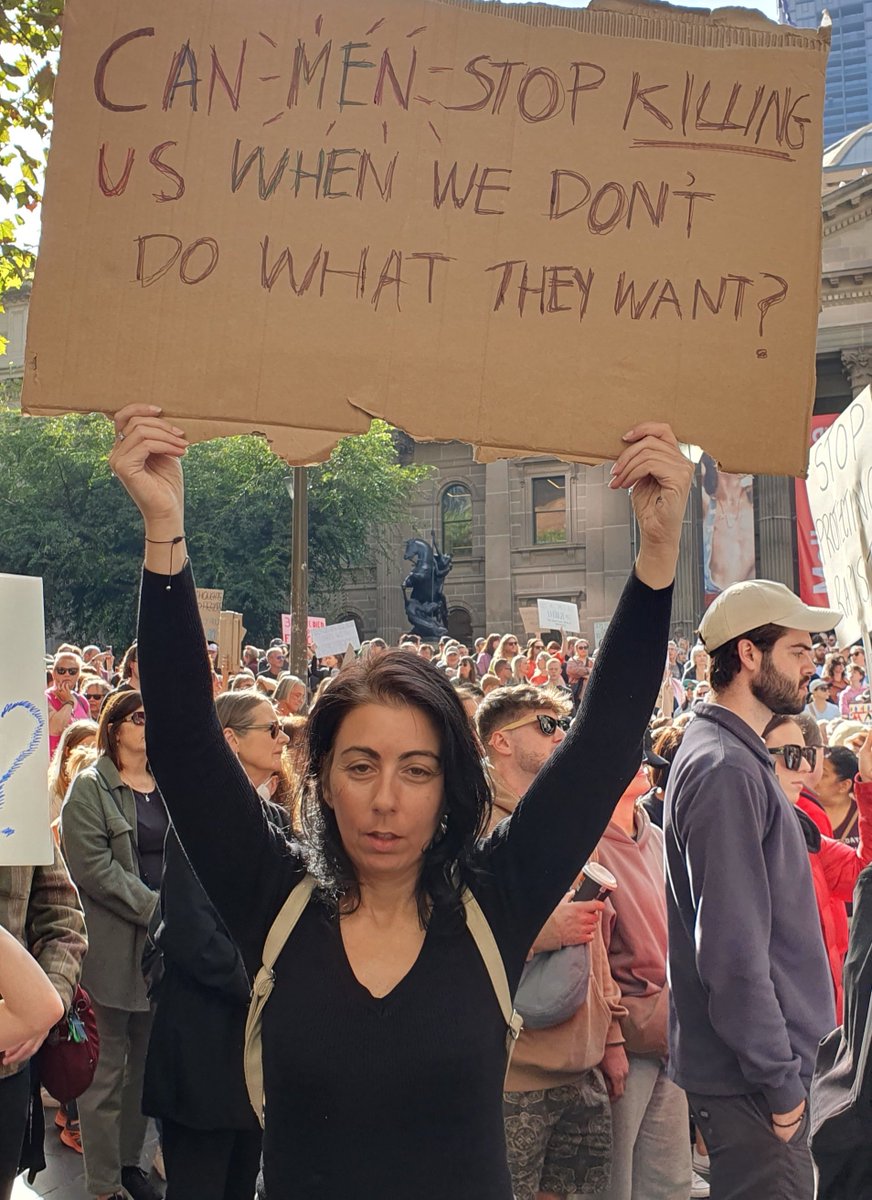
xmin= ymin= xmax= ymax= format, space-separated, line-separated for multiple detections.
xmin=804 ymin=779 xmax=872 ymax=1022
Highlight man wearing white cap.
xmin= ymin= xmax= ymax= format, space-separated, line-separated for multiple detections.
xmin=663 ymin=579 xmax=843 ymax=1199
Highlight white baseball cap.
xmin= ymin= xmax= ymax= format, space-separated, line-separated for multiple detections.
xmin=698 ymin=580 xmax=842 ymax=653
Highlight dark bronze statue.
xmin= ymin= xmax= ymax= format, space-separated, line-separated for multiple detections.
xmin=403 ymin=531 xmax=453 ymax=640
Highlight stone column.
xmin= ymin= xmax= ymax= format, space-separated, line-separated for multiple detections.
xmin=842 ymin=348 xmax=872 ymax=397
xmin=484 ymin=459 xmax=514 ymax=630
xmin=755 ymin=475 xmax=796 ymax=590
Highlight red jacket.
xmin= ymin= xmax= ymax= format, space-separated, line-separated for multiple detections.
xmin=803 ymin=779 xmax=872 ymax=1022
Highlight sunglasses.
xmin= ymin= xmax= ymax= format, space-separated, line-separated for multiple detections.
xmin=113 ymin=710 xmax=147 ymax=727
xmin=769 ymin=744 xmax=817 ymax=771
xmin=500 ymin=713 xmax=573 ymax=736
xmin=236 ymin=721 xmax=282 ymax=740
xmin=55 ymin=666 xmax=80 ymax=676
xmin=85 ymin=692 xmax=105 ymax=701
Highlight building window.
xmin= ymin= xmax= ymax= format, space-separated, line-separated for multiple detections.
xmin=441 ymin=484 xmax=473 ymax=557
xmin=532 ymin=476 xmax=567 ymax=544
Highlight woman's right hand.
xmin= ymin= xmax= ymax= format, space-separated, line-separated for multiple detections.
xmin=108 ymin=404 xmax=188 ymax=530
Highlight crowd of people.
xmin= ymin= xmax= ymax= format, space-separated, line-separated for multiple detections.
xmin=1 ymin=410 xmax=870 ymax=1200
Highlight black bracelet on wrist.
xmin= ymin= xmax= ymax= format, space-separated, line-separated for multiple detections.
xmin=772 ymin=1115 xmax=803 ymax=1128
xmin=144 ymin=535 xmax=186 ymax=591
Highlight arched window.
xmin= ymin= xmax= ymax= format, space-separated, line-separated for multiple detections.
xmin=441 ymin=483 xmax=473 ymax=557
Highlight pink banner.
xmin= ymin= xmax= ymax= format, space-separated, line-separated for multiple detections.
xmin=795 ymin=414 xmax=838 ymax=606
xmin=281 ymin=615 xmax=326 ymax=643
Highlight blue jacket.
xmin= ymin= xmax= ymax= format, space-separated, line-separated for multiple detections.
xmin=664 ymin=702 xmax=835 ymax=1111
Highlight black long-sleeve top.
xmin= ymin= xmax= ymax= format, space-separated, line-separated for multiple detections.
xmin=138 ymin=562 xmax=671 ymax=1199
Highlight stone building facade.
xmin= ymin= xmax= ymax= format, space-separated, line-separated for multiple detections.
xmin=336 ymin=159 xmax=872 ymax=645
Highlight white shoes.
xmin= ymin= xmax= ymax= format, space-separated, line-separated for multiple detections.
xmin=691 ymin=1150 xmax=711 ymax=1198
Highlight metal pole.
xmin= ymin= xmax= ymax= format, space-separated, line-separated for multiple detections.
xmin=289 ymin=466 xmax=309 ymax=681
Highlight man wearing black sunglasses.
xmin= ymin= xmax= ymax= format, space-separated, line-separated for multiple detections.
xmin=476 ymin=687 xmax=620 ymax=1200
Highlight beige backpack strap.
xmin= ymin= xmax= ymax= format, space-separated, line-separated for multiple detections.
xmin=462 ymin=888 xmax=524 ymax=1067
xmin=244 ymin=874 xmax=317 ymax=1126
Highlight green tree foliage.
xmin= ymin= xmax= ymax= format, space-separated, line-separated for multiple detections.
xmin=0 ymin=394 xmax=430 ymax=647
xmin=0 ymin=2 xmax=61 ymax=293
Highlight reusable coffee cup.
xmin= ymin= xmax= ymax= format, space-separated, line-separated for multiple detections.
xmin=572 ymin=862 xmax=617 ymax=903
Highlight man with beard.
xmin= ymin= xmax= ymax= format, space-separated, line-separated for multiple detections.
xmin=664 ymin=581 xmax=842 ymax=1200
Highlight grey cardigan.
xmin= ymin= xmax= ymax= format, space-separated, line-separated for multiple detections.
xmin=61 ymin=755 xmax=158 ymax=1011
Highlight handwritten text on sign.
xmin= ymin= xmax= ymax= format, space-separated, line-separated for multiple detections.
xmin=806 ymin=388 xmax=872 ymax=645
xmin=0 ymin=575 xmax=53 ymax=866
xmin=23 ymin=0 xmax=828 ymax=474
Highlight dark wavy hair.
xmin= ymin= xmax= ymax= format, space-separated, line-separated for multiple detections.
xmin=97 ymin=689 xmax=144 ymax=768
xmin=298 ymin=650 xmax=493 ymax=926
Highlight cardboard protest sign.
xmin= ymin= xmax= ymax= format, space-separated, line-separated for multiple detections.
xmin=0 ymin=575 xmax=52 ymax=865
xmin=805 ymin=387 xmax=872 ymax=645
xmin=519 ymin=606 xmax=541 ymax=637
xmin=537 ymin=598 xmax=581 ymax=633
xmin=311 ymin=621 xmax=362 ymax=658
xmin=217 ymin=610 xmax=246 ymax=674
xmin=22 ymin=0 xmax=827 ymax=475
xmin=195 ymin=587 xmax=224 ymax=642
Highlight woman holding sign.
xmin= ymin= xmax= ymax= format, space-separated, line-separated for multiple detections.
xmin=110 ymin=404 xmax=692 ymax=1200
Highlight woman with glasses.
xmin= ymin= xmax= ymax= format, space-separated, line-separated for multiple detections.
xmin=822 ymin=653 xmax=848 ymax=706
xmin=109 ymin=405 xmax=691 ymax=1200
xmin=274 ymin=674 xmax=308 ymax=718
xmin=82 ymin=678 xmax=112 ymax=721
xmin=46 ymin=652 xmax=91 ymax=758
xmin=763 ymin=715 xmax=872 ymax=1022
xmin=142 ymin=689 xmax=290 ymax=1200
xmin=60 ymin=691 xmax=166 ymax=1200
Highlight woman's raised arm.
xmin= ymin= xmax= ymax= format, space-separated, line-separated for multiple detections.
xmin=110 ymin=406 xmax=302 ymax=970
xmin=479 ymin=425 xmax=693 ymax=952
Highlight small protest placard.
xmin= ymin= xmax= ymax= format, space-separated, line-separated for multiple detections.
xmin=805 ymin=387 xmax=872 ymax=644
xmin=217 ymin=610 xmax=246 ymax=675
xmin=519 ymin=607 xmax=541 ymax=637
xmin=281 ymin=614 xmax=326 ymax=643
xmin=537 ymin=598 xmax=581 ymax=634
xmin=311 ymin=621 xmax=362 ymax=659
xmin=22 ymin=0 xmax=829 ymax=475
xmin=593 ymin=620 xmax=611 ymax=649
xmin=0 ymin=575 xmax=52 ymax=865
xmin=195 ymin=587 xmax=224 ymax=643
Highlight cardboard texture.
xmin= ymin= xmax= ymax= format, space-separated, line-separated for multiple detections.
xmin=805 ymin=387 xmax=872 ymax=645
xmin=217 ymin=609 xmax=246 ymax=674
xmin=195 ymin=586 xmax=224 ymax=642
xmin=0 ymin=575 xmax=53 ymax=866
xmin=518 ymin=606 xmax=541 ymax=636
xmin=22 ymin=0 xmax=828 ymax=475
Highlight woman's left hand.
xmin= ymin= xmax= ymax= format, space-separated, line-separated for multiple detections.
xmin=609 ymin=423 xmax=694 ymax=589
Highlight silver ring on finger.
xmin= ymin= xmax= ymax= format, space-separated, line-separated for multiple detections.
xmin=116 ymin=431 xmax=126 ymax=442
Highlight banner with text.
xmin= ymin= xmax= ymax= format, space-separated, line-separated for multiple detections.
xmin=805 ymin=388 xmax=872 ymax=644
xmin=0 ymin=575 xmax=53 ymax=866
xmin=537 ymin=598 xmax=581 ymax=633
xmin=795 ymin=412 xmax=839 ymax=607
xmin=311 ymin=620 xmax=362 ymax=658
xmin=23 ymin=0 xmax=828 ymax=475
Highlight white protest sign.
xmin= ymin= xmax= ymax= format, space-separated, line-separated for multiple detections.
xmin=195 ymin=587 xmax=224 ymax=642
xmin=805 ymin=387 xmax=872 ymax=644
xmin=0 ymin=575 xmax=52 ymax=865
xmin=537 ymin=598 xmax=581 ymax=634
xmin=311 ymin=621 xmax=361 ymax=659
xmin=593 ymin=620 xmax=611 ymax=649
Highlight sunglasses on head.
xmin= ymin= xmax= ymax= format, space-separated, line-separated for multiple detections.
xmin=500 ymin=712 xmax=572 ymax=736
xmin=236 ymin=721 xmax=282 ymax=740
xmin=769 ymin=744 xmax=817 ymax=771
xmin=55 ymin=666 xmax=79 ymax=676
